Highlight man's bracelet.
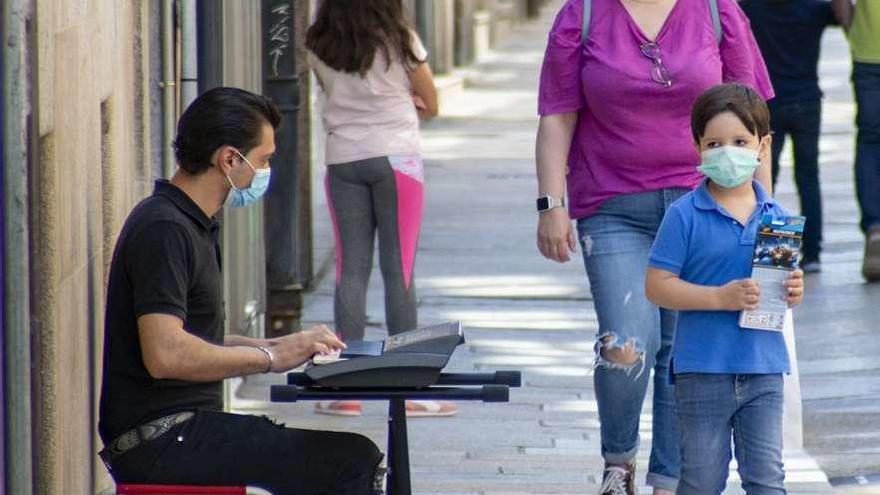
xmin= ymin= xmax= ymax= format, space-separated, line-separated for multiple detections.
xmin=253 ymin=345 xmax=274 ymax=373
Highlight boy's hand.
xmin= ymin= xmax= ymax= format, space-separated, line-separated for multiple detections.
xmin=783 ymin=269 xmax=805 ymax=307
xmin=716 ymin=278 xmax=760 ymax=310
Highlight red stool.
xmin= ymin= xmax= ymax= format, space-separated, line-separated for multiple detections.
xmin=116 ymin=484 xmax=246 ymax=494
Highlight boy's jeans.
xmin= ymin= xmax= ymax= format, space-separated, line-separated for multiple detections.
xmin=675 ymin=373 xmax=786 ymax=495
xmin=576 ymin=188 xmax=688 ymax=491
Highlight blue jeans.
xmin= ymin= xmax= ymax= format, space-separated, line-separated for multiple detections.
xmin=769 ymin=99 xmax=823 ymax=260
xmin=675 ymin=374 xmax=785 ymax=495
xmin=577 ymin=188 xmax=687 ymax=491
xmin=854 ymin=62 xmax=880 ymax=233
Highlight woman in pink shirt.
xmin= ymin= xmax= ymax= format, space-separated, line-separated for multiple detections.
xmin=306 ymin=0 xmax=455 ymax=418
xmin=535 ymin=0 xmax=773 ymax=493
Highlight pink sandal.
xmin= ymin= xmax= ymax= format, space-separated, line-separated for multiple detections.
xmin=405 ymin=400 xmax=458 ymax=418
xmin=315 ymin=400 xmax=363 ymax=417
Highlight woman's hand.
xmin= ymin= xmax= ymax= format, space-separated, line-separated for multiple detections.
xmin=537 ymin=207 xmax=577 ymax=262
xmin=535 ymin=113 xmax=578 ymax=262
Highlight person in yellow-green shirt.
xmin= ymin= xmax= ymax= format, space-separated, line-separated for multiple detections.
xmin=832 ymin=0 xmax=880 ymax=282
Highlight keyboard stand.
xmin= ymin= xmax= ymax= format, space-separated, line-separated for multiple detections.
xmin=271 ymin=371 xmax=521 ymax=495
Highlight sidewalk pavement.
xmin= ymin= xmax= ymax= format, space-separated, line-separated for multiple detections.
xmin=235 ymin=2 xmax=879 ymax=493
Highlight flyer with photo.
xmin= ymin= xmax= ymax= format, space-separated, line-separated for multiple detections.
xmin=739 ymin=214 xmax=806 ymax=332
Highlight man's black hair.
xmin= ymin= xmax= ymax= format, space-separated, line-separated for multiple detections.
xmin=172 ymin=87 xmax=281 ymax=174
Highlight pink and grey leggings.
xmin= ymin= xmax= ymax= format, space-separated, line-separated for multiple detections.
xmin=325 ymin=155 xmax=424 ymax=340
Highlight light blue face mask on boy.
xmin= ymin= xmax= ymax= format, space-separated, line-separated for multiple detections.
xmin=698 ymin=146 xmax=760 ymax=188
xmin=224 ymin=149 xmax=271 ymax=208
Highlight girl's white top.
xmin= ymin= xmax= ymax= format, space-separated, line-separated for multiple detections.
xmin=308 ymin=32 xmax=428 ymax=165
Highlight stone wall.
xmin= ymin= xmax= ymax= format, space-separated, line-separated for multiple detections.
xmin=30 ymin=1 xmax=153 ymax=492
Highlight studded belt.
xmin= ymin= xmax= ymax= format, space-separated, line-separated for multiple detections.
xmin=99 ymin=411 xmax=194 ymax=468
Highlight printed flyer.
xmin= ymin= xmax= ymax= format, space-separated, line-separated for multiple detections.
xmin=739 ymin=214 xmax=806 ymax=331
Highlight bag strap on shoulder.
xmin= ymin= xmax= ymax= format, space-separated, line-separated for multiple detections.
xmin=708 ymin=0 xmax=722 ymax=45
xmin=580 ymin=0 xmax=722 ymax=45
xmin=580 ymin=0 xmax=592 ymax=44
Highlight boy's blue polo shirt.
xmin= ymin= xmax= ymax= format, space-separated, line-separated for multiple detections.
xmin=649 ymin=179 xmax=791 ymax=376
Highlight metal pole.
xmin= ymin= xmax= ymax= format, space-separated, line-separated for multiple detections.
xmin=454 ymin=0 xmax=475 ymax=66
xmin=0 ymin=65 xmax=5 ymax=495
xmin=2 ymin=0 xmax=35 ymax=492
xmin=161 ymin=0 xmax=176 ymax=178
xmin=387 ymin=398 xmax=411 ymax=495
xmin=416 ymin=1 xmax=436 ymax=69
xmin=180 ymin=0 xmax=199 ymax=110
xmin=196 ymin=0 xmax=224 ymax=93
xmin=262 ymin=0 xmax=305 ymax=336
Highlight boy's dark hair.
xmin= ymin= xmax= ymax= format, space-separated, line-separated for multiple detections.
xmin=172 ymin=87 xmax=281 ymax=174
xmin=691 ymin=83 xmax=770 ymax=143
xmin=305 ymin=0 xmax=423 ymax=76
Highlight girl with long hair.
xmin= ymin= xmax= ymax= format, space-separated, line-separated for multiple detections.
xmin=306 ymin=0 xmax=455 ymax=417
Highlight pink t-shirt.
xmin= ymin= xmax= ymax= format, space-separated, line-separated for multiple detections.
xmin=538 ymin=0 xmax=774 ymax=219
xmin=308 ymin=33 xmax=428 ymax=165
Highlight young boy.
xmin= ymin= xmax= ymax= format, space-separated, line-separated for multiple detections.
xmin=739 ymin=0 xmax=839 ymax=273
xmin=645 ymin=83 xmax=805 ymax=495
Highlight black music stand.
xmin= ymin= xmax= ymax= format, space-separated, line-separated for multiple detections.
xmin=270 ymin=371 xmax=521 ymax=495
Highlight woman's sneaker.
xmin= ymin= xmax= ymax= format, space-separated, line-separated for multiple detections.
xmin=599 ymin=462 xmax=637 ymax=495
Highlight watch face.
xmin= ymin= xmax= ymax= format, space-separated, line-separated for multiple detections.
xmin=536 ymin=197 xmax=551 ymax=211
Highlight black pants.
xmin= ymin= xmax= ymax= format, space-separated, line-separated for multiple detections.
xmin=769 ymin=98 xmax=823 ymax=260
xmin=853 ymin=62 xmax=880 ymax=233
xmin=107 ymin=410 xmax=384 ymax=495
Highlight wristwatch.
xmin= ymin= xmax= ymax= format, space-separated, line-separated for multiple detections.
xmin=536 ymin=195 xmax=566 ymax=212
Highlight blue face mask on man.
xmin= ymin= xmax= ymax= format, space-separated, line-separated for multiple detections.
xmin=224 ymin=149 xmax=271 ymax=208
xmin=698 ymin=145 xmax=760 ymax=188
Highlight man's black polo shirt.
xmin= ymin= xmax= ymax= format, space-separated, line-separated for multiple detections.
xmin=99 ymin=180 xmax=224 ymax=445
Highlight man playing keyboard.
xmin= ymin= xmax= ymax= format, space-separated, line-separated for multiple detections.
xmin=98 ymin=87 xmax=384 ymax=494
